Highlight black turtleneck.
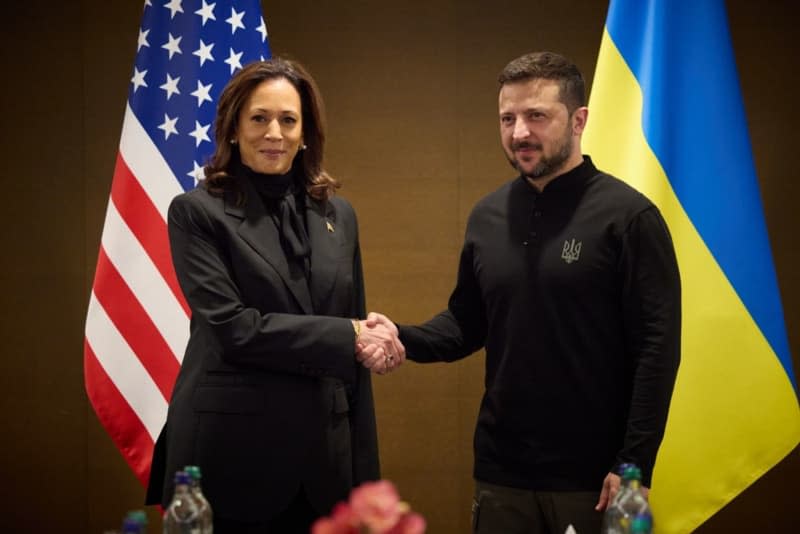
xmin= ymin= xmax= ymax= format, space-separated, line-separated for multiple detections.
xmin=398 ymin=156 xmax=681 ymax=490
xmin=240 ymin=164 xmax=311 ymax=278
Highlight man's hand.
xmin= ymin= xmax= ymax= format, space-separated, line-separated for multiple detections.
xmin=595 ymin=472 xmax=621 ymax=511
xmin=354 ymin=313 xmax=405 ymax=374
xmin=595 ymin=472 xmax=650 ymax=511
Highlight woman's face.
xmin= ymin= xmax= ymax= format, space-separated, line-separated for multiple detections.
xmin=235 ymin=77 xmax=303 ymax=175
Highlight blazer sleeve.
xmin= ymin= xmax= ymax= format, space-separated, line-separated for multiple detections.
xmin=168 ymin=192 xmax=359 ymax=383
xmin=348 ymin=216 xmax=381 ymax=482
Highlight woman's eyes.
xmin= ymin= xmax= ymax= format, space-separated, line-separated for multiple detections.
xmin=250 ymin=115 xmax=298 ymax=125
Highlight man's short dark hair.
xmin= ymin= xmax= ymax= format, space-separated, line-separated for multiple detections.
xmin=498 ymin=51 xmax=586 ymax=114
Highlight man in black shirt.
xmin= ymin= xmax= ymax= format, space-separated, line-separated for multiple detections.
xmin=363 ymin=51 xmax=681 ymax=534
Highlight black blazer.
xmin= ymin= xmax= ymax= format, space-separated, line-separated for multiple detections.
xmin=146 ymin=175 xmax=379 ymax=521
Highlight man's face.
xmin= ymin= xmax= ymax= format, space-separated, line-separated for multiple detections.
xmin=498 ymin=79 xmax=577 ymax=181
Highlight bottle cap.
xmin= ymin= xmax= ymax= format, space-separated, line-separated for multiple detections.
xmin=622 ymin=465 xmax=642 ymax=481
xmin=121 ymin=518 xmax=140 ymax=533
xmin=616 ymin=462 xmax=635 ymax=476
xmin=174 ymin=470 xmax=191 ymax=485
xmin=125 ymin=510 xmax=147 ymax=524
xmin=184 ymin=465 xmax=202 ymax=480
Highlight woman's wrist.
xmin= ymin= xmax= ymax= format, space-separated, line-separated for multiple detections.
xmin=351 ymin=319 xmax=361 ymax=350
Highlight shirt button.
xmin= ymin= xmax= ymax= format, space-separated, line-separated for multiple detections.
xmin=534 ymin=211 xmax=542 ymax=218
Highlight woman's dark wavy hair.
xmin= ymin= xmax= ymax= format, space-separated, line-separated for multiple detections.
xmin=203 ymin=57 xmax=339 ymax=201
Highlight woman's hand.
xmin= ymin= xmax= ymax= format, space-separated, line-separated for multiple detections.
xmin=355 ymin=317 xmax=405 ymax=374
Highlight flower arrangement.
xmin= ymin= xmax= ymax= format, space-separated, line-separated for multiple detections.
xmin=312 ymin=480 xmax=426 ymax=534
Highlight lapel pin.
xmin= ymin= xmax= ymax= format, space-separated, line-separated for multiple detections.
xmin=326 ymin=221 xmax=335 ymax=233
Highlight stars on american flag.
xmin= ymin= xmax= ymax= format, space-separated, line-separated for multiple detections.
xmin=158 ymin=113 xmax=179 ymax=139
xmin=160 ymin=73 xmax=181 ymax=100
xmin=188 ymin=161 xmax=207 ymax=185
xmin=193 ymin=39 xmax=215 ymax=66
xmin=226 ymin=7 xmax=246 ymax=34
xmin=195 ymin=0 xmax=216 ymax=25
xmin=190 ymin=80 xmax=213 ymax=106
xmin=224 ymin=48 xmax=244 ymax=74
xmin=162 ymin=33 xmax=183 ymax=59
xmin=128 ymin=0 xmax=270 ymax=191
xmin=189 ymin=120 xmax=211 ymax=147
xmin=131 ymin=67 xmax=148 ymax=92
xmin=137 ymin=28 xmax=150 ymax=51
xmin=164 ymin=0 xmax=183 ymax=19
xmin=256 ymin=17 xmax=268 ymax=42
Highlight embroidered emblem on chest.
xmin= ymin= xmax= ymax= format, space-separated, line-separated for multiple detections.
xmin=561 ymin=238 xmax=582 ymax=264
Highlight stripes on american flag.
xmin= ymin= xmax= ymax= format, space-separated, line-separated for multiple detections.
xmin=84 ymin=0 xmax=271 ymax=485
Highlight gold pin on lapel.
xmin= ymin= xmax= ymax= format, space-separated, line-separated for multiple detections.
xmin=326 ymin=220 xmax=335 ymax=233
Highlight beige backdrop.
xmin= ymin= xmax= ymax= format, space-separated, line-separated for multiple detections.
xmin=0 ymin=1 xmax=797 ymax=532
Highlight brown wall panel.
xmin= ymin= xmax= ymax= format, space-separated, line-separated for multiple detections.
xmin=0 ymin=0 xmax=795 ymax=532
xmin=0 ymin=1 xmax=89 ymax=531
xmin=80 ymin=0 xmax=165 ymax=529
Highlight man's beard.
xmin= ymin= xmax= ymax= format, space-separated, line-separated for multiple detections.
xmin=508 ymin=128 xmax=573 ymax=179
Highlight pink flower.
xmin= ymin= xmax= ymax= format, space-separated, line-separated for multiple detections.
xmin=350 ymin=481 xmax=405 ymax=532
xmin=387 ymin=512 xmax=426 ymax=534
xmin=312 ymin=503 xmax=359 ymax=534
xmin=312 ymin=480 xmax=426 ymax=534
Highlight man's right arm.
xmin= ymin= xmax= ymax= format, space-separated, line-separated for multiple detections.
xmin=397 ymin=310 xmax=483 ymax=363
xmin=375 ymin=238 xmax=487 ymax=364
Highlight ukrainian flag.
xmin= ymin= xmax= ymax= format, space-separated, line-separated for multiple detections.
xmin=583 ymin=1 xmax=800 ymax=532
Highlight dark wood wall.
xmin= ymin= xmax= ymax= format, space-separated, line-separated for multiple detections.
xmin=0 ymin=1 xmax=796 ymax=532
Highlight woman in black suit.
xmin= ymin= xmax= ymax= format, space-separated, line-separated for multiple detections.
xmin=146 ymin=58 xmax=404 ymax=533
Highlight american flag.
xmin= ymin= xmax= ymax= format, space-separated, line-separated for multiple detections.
xmin=84 ymin=0 xmax=271 ymax=485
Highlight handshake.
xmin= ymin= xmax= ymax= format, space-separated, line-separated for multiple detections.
xmin=353 ymin=312 xmax=405 ymax=375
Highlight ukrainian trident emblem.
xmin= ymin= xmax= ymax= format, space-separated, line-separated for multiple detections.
xmin=561 ymin=238 xmax=582 ymax=264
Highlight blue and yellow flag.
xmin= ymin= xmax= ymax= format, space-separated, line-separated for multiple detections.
xmin=584 ymin=1 xmax=800 ymax=532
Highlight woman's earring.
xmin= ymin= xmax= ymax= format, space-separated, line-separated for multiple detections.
xmin=230 ymin=139 xmax=237 ymax=145
xmin=301 ymin=144 xmax=308 ymax=150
